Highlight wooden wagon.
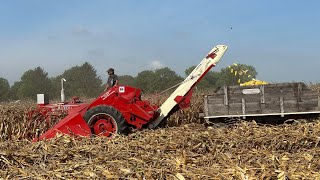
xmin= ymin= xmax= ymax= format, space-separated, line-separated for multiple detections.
xmin=202 ymin=82 xmax=320 ymax=121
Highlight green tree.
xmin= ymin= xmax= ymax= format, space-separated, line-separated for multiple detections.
xmin=49 ymin=76 xmax=63 ymax=100
xmin=185 ymin=66 xmax=221 ymax=89
xmin=135 ymin=70 xmax=156 ymax=93
xmin=8 ymin=81 xmax=21 ymax=100
xmin=0 ymin=77 xmax=10 ymax=101
xmin=51 ymin=62 xmax=103 ymax=99
xmin=135 ymin=67 xmax=183 ymax=93
xmin=118 ymin=75 xmax=136 ymax=86
xmin=153 ymin=67 xmax=183 ymax=92
xmin=17 ymin=67 xmax=51 ymax=100
xmin=216 ymin=63 xmax=257 ymax=86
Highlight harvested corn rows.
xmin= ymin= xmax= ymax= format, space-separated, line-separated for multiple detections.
xmin=0 ymin=93 xmax=319 ymax=179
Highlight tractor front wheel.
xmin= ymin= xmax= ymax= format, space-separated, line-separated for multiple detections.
xmin=83 ymin=106 xmax=127 ymax=137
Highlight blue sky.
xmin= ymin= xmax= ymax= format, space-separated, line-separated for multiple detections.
xmin=0 ymin=0 xmax=320 ymax=85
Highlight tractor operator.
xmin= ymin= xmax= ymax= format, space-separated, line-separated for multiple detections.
xmin=104 ymin=68 xmax=119 ymax=91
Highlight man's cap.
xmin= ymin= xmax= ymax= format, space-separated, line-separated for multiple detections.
xmin=107 ymin=68 xmax=114 ymax=73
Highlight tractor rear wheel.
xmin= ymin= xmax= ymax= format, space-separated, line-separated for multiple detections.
xmin=83 ymin=106 xmax=127 ymax=137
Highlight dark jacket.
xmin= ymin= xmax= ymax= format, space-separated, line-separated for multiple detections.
xmin=107 ymin=74 xmax=118 ymax=87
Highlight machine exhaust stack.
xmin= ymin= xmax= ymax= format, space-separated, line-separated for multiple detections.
xmin=61 ymin=78 xmax=66 ymax=103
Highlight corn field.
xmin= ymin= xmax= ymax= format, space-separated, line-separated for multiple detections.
xmin=0 ymin=93 xmax=319 ymax=179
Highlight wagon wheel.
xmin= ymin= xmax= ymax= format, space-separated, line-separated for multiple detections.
xmin=83 ymin=106 xmax=127 ymax=137
xmin=224 ymin=117 xmax=241 ymax=126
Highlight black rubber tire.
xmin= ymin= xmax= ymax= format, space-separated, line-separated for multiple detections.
xmin=83 ymin=105 xmax=127 ymax=137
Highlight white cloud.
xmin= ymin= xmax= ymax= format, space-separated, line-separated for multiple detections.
xmin=149 ymin=60 xmax=164 ymax=69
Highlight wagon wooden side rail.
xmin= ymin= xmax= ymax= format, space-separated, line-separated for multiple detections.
xmin=203 ymin=82 xmax=320 ymax=120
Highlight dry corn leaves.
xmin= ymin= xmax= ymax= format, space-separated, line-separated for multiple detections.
xmin=0 ymin=121 xmax=318 ymax=179
xmin=0 ymin=102 xmax=65 ymax=141
xmin=0 ymin=91 xmax=205 ymax=141
xmin=0 ymin=95 xmax=319 ymax=179
xmin=146 ymin=91 xmax=206 ymax=126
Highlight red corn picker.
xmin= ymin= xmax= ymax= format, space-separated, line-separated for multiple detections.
xmin=33 ymin=45 xmax=228 ymax=141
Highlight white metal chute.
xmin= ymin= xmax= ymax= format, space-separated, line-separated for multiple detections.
xmin=148 ymin=45 xmax=228 ymax=128
xmin=149 ymin=45 xmax=228 ymax=128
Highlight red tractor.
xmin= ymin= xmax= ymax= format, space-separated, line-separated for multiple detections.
xmin=33 ymin=45 xmax=228 ymax=141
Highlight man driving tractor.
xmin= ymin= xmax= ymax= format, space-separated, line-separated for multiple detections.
xmin=104 ymin=68 xmax=119 ymax=91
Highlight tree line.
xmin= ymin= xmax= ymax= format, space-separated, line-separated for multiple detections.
xmin=0 ymin=62 xmax=257 ymax=101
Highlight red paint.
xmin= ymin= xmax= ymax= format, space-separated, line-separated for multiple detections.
xmin=33 ymin=113 xmax=91 ymax=142
xmin=32 ymin=48 xmax=223 ymax=141
xmin=93 ymin=118 xmax=116 ymax=137
xmin=33 ymin=85 xmax=159 ymax=141
xmin=174 ymin=89 xmax=193 ymax=109
xmin=192 ymin=64 xmax=216 ymax=89
xmin=206 ymin=52 xmax=217 ymax=59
